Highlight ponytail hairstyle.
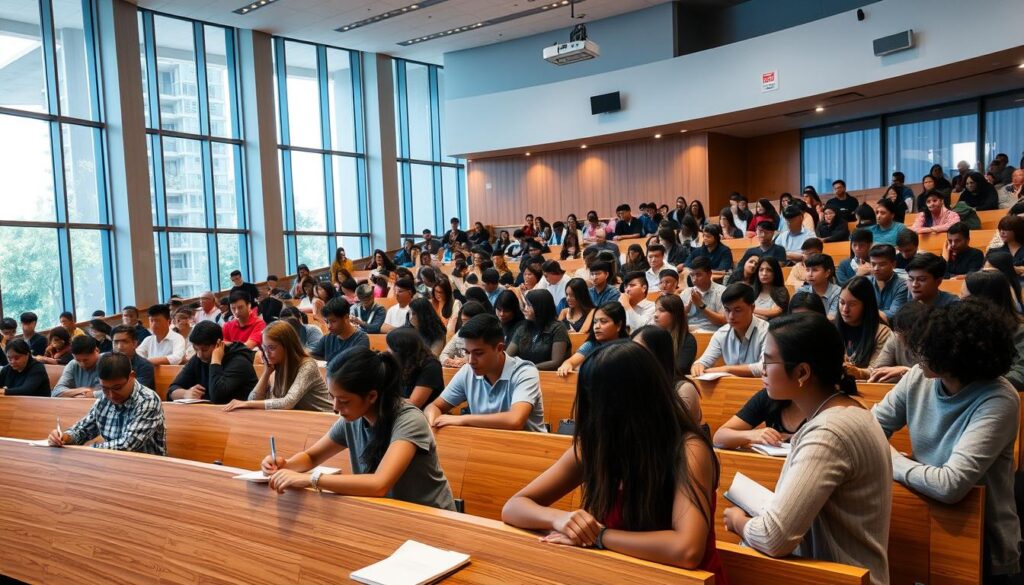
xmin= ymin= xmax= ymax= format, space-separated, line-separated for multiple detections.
xmin=326 ymin=347 xmax=403 ymax=472
xmin=768 ymin=312 xmax=859 ymax=396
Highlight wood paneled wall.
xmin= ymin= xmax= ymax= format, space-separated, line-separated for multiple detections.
xmin=467 ymin=133 xmax=709 ymax=225
xmin=466 ymin=129 xmax=802 ymax=226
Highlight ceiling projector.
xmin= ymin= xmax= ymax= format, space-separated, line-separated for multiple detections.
xmin=543 ymin=23 xmax=599 ymax=65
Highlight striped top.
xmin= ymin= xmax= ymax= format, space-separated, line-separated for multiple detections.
xmin=743 ymin=405 xmax=892 ymax=585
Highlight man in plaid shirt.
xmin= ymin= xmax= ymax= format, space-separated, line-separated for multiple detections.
xmin=48 ymin=353 xmax=166 ymax=456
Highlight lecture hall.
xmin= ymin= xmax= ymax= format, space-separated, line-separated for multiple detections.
xmin=1 ymin=0 xmax=1023 ymax=583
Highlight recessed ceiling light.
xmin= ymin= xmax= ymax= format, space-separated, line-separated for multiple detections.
xmin=336 ymin=0 xmax=447 ymax=32
xmin=398 ymin=0 xmax=588 ymax=46
xmin=654 ymin=134 xmax=662 ymax=139
xmin=580 ymin=144 xmax=587 ymax=149
xmin=1019 ymin=63 xmax=1024 ymax=69
xmin=679 ymin=129 xmax=687 ymax=133
xmin=525 ymin=152 xmax=531 ymax=156
xmin=232 ymin=0 xmax=280 ymax=15
xmin=815 ymin=106 xmax=825 ymax=112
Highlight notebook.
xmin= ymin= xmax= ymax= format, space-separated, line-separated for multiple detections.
xmin=695 ymin=371 xmax=733 ymax=381
xmin=172 ymin=398 xmax=210 ymax=404
xmin=723 ymin=471 xmax=774 ymax=517
xmin=350 ymin=540 xmax=470 ymax=585
xmin=751 ymin=442 xmax=792 ymax=457
xmin=232 ymin=466 xmax=340 ymax=483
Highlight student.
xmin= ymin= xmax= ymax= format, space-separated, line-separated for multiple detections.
xmin=658 ymin=268 xmax=681 ymax=297
xmin=837 ymin=229 xmax=874 ymax=285
xmin=942 ymin=222 xmax=985 ymax=278
xmin=787 ymin=290 xmax=827 ymax=315
xmin=910 ymin=189 xmax=960 ymax=233
xmin=47 ymin=353 xmax=166 ymax=455
xmin=51 ymin=336 xmax=102 ymax=398
xmin=264 ymin=276 xmax=290 ymax=300
xmin=775 ymin=205 xmax=814 ymax=261
xmin=739 ymin=220 xmax=787 ymax=266
xmin=785 ymin=238 xmax=823 ymax=288
xmin=726 ymin=252 xmax=760 ymax=287
xmin=959 ymin=171 xmax=1000 ymax=211
xmin=556 ymin=302 xmax=629 ymax=377
xmin=867 ymin=244 xmax=908 ymax=321
xmin=994 ymin=215 xmax=1024 ymax=279
xmin=296 ymin=277 xmax=318 ymax=313
xmin=620 ymin=243 xmax=649 ymax=274
xmin=494 ymin=289 xmax=526 ymax=346
xmin=18 ymin=312 xmax=47 ymax=356
xmin=37 ymin=327 xmax=73 ymax=366
xmin=681 ymin=256 xmax=727 ymax=333
xmin=643 ymin=244 xmax=671 ymax=292
xmin=420 ymin=229 xmax=442 ymax=256
xmin=632 ymin=325 xmax=703 ymax=426
xmin=308 ymin=297 xmax=369 ymax=365
xmin=507 ymin=289 xmax=570 ymax=371
xmin=866 ymin=303 xmax=924 ymax=383
xmin=120 ymin=305 xmax=152 ymax=342
xmin=426 ymin=314 xmax=545 ymax=432
xmin=752 ymin=257 xmax=789 ymax=319
xmin=167 ymin=321 xmax=258 ymax=403
xmin=824 ymin=179 xmax=860 ymax=222
xmin=224 ymin=321 xmax=332 ymax=412
xmin=381 ymin=278 xmax=415 ymax=333
xmin=258 ymin=347 xmax=456 ymax=508
xmin=134 ymin=304 xmax=186 ymax=366
xmin=749 ymin=198 xmax=781 ymax=236
xmin=587 ymin=261 xmax=619 ymax=307
xmin=691 ymin=283 xmax=768 ymax=378
xmin=718 ymin=207 xmax=744 ymax=239
xmin=221 ymin=292 xmax=267 ymax=349
xmin=815 ymin=207 xmax=851 ymax=243
xmin=612 ymin=204 xmax=644 ymax=241
xmin=407 ymin=297 xmax=447 ymax=357
xmin=659 ymin=226 xmax=690 ymax=268
xmin=329 ymin=247 xmax=355 ymax=285
xmin=503 ymin=342 xmax=725 ymax=576
xmin=895 ymin=228 xmax=919 ymax=273
xmin=0 ymin=339 xmax=50 ymax=397
xmin=349 ymin=284 xmax=386 ymax=334
xmin=438 ymin=301 xmax=489 ymax=368
xmin=796 ymin=253 xmax=841 ymax=317
xmin=689 ymin=200 xmax=709 ymax=229
xmin=686 ymin=225 xmax=733 ymax=273
xmin=109 ymin=324 xmax=155 ymax=392
xmin=89 ymin=319 xmax=113 ymax=354
xmin=558 ymin=277 xmax=596 ymax=334
xmin=0 ymin=317 xmax=17 ymax=367
xmin=56 ymin=312 xmax=84 ymax=339
xmin=873 ymin=299 xmax=1021 ymax=583
xmin=386 ymin=327 xmax=444 ymax=409
xmin=654 ymin=294 xmax=698 ymax=376
xmin=619 ymin=271 xmax=656 ymax=332
xmin=723 ymin=313 xmax=891 ymax=585
xmin=867 ymin=199 xmax=907 ymax=246
xmin=907 ymin=253 xmax=959 ymax=306
xmin=835 ymin=276 xmax=892 ymax=380
xmin=536 ymin=260 xmax=568 ymax=308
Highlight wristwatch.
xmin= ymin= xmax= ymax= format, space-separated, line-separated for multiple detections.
xmin=697 ymin=303 xmax=706 ymax=311
xmin=310 ymin=469 xmax=324 ymax=493
xmin=595 ymin=526 xmax=608 ymax=550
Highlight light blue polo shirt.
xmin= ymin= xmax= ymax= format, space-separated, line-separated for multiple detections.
xmin=439 ymin=355 xmax=546 ymax=432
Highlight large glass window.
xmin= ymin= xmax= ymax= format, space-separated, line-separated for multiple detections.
xmin=886 ymin=102 xmax=978 ymax=182
xmin=802 ymin=119 xmax=881 ymax=193
xmin=140 ymin=10 xmax=248 ymax=299
xmin=393 ymin=59 xmax=466 ymax=237
xmin=274 ymin=38 xmax=369 ymax=273
xmin=985 ymin=93 xmax=1024 ymax=173
xmin=0 ymin=0 xmax=114 ymax=326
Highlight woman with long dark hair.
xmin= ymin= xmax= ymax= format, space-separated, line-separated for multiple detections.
xmin=726 ymin=252 xmax=759 ymax=286
xmin=688 ymin=200 xmax=708 ymax=230
xmin=0 ymin=339 xmax=50 ymax=396
xmin=560 ymin=231 xmax=582 ymax=260
xmin=749 ymin=199 xmax=780 ymax=237
xmin=557 ymin=277 xmax=596 ymax=333
xmin=621 ymin=244 xmax=650 ymax=274
xmin=960 ymin=171 xmax=1000 ymax=211
xmin=909 ymin=189 xmax=960 ymax=233
xmin=386 ymin=327 xmax=444 ymax=408
xmin=834 ymin=276 xmax=891 ymax=379
xmin=752 ymin=257 xmax=789 ymax=319
xmin=462 ymin=286 xmax=494 ymax=314
xmin=724 ymin=313 xmax=891 ymax=585
xmin=494 ymin=289 xmax=526 ymax=345
xmin=261 ymin=347 xmax=456 ymax=510
xmin=407 ymin=297 xmax=447 ymax=357
xmin=653 ymin=294 xmax=698 ymax=376
xmin=556 ymin=302 xmax=628 ymax=376
xmin=503 ymin=341 xmax=725 ymax=578
xmin=718 ymin=208 xmax=744 ymax=239
xmin=631 ymin=325 xmax=703 ymax=428
xmin=963 ymin=270 xmax=1024 ymax=392
xmin=983 ymin=250 xmax=1024 ymax=311
xmin=430 ymin=278 xmax=460 ymax=335
xmin=815 ymin=207 xmax=850 ymax=243
xmin=507 ymin=289 xmax=570 ymax=371
xmin=995 ymin=215 xmax=1024 ymax=280
xmin=366 ymin=248 xmax=397 ymax=273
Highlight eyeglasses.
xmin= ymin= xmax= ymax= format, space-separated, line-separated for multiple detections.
xmin=761 ymin=357 xmax=790 ymax=371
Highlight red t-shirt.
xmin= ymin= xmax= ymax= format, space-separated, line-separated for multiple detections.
xmin=223 ymin=315 xmax=266 ymax=346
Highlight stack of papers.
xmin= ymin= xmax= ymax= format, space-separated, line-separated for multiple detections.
xmin=233 ymin=466 xmax=340 ymax=483
xmin=695 ymin=372 xmax=733 ymax=381
xmin=351 ymin=540 xmax=471 ymax=585
xmin=751 ymin=442 xmax=792 ymax=457
xmin=723 ymin=472 xmax=775 ymax=517
xmin=172 ymin=398 xmax=210 ymax=404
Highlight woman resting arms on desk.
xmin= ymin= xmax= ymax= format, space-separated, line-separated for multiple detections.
xmin=502 ymin=341 xmax=728 ymax=581
xmin=261 ymin=347 xmax=457 ymax=511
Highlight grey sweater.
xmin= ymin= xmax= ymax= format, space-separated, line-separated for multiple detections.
xmin=743 ymin=406 xmax=892 ymax=585
xmin=1005 ymin=325 xmax=1024 ymax=392
xmin=52 ymin=360 xmax=101 ymax=398
xmin=872 ymin=366 xmax=1022 ymax=575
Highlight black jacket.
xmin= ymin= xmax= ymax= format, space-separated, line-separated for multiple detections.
xmin=0 ymin=357 xmax=50 ymax=396
xmin=166 ymin=342 xmax=258 ymax=403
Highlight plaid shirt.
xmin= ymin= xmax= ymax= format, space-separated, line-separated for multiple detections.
xmin=65 ymin=381 xmax=166 ymax=456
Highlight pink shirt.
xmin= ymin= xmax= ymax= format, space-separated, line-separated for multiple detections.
xmin=909 ymin=207 xmax=960 ymax=232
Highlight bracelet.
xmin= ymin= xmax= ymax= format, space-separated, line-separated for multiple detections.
xmin=310 ymin=469 xmax=323 ymax=493
xmin=594 ymin=526 xmax=608 ymax=550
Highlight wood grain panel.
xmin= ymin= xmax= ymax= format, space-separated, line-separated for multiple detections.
xmin=468 ymin=133 xmax=710 ymax=225
xmin=744 ymin=130 xmax=801 ymax=201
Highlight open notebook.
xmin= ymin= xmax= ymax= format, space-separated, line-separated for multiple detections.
xmin=232 ymin=466 xmax=340 ymax=483
xmin=350 ymin=540 xmax=470 ymax=585
xmin=723 ymin=471 xmax=775 ymax=517
xmin=751 ymin=442 xmax=792 ymax=457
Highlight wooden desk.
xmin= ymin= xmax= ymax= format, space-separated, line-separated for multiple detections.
xmin=0 ymin=438 xmax=710 ymax=584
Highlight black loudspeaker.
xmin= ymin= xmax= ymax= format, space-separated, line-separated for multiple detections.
xmin=856 ymin=8 xmax=865 ymax=21
xmin=590 ymin=92 xmax=621 ymax=115
xmin=873 ymin=30 xmax=914 ymax=56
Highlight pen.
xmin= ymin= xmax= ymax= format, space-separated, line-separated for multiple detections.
xmin=270 ymin=436 xmax=277 ymax=463
xmin=57 ymin=416 xmax=62 ymax=436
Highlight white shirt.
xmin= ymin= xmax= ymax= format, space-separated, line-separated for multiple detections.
xmin=624 ymin=298 xmax=656 ymax=332
xmin=645 ymin=265 xmax=674 ymax=292
xmin=137 ymin=329 xmax=187 ymax=365
xmin=537 ymin=276 xmax=568 ymax=308
xmin=194 ymin=307 xmax=221 ymax=323
xmin=384 ymin=304 xmax=410 ymax=328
